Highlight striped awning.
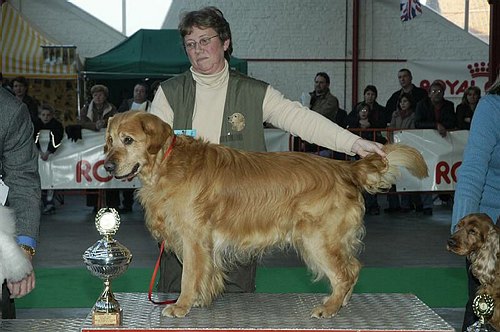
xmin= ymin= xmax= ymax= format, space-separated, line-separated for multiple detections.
xmin=0 ymin=2 xmax=78 ymax=79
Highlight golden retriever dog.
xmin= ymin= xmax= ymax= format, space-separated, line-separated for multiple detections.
xmin=447 ymin=213 xmax=500 ymax=330
xmin=104 ymin=111 xmax=428 ymax=318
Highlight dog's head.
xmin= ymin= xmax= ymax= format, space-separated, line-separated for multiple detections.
xmin=104 ymin=111 xmax=173 ymax=180
xmin=447 ymin=213 xmax=497 ymax=256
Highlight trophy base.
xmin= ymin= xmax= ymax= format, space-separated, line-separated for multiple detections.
xmin=92 ymin=309 xmax=122 ymax=326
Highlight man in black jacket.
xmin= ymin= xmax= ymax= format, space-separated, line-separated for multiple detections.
xmin=385 ymin=68 xmax=427 ymax=123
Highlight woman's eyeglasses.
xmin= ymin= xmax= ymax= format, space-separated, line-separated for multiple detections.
xmin=184 ymin=35 xmax=219 ymax=50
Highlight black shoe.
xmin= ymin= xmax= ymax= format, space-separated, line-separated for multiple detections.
xmin=415 ymin=204 xmax=424 ymax=212
xmin=423 ymin=208 xmax=433 ymax=216
xmin=384 ymin=207 xmax=401 ymax=214
xmin=400 ymin=207 xmax=412 ymax=213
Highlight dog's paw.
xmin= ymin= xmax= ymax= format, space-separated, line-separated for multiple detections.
xmin=310 ymin=305 xmax=337 ymax=319
xmin=162 ymin=304 xmax=190 ymax=318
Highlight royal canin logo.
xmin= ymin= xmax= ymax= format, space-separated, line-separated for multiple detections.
xmin=467 ymin=62 xmax=489 ymax=79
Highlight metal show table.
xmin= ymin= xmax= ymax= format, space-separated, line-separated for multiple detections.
xmin=0 ymin=293 xmax=454 ymax=332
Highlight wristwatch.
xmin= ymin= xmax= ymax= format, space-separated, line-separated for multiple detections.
xmin=20 ymin=244 xmax=36 ymax=257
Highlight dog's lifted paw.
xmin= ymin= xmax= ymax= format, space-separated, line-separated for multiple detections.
xmin=310 ymin=305 xmax=337 ymax=319
xmin=162 ymin=304 xmax=190 ymax=318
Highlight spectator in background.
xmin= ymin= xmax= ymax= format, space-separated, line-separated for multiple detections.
xmin=296 ymin=72 xmax=347 ymax=155
xmin=349 ymin=102 xmax=387 ymax=215
xmin=11 ymin=76 xmax=39 ymax=125
xmin=0 ymin=87 xmax=41 ymax=318
xmin=116 ymin=82 xmax=152 ymax=213
xmin=349 ymin=85 xmax=389 ymax=128
xmin=117 ymin=82 xmax=151 ymax=113
xmin=415 ymin=80 xmax=456 ymax=215
xmin=309 ymin=72 xmax=341 ymax=124
xmin=79 ymin=84 xmax=116 ymax=131
xmin=415 ymin=80 xmax=456 ymax=137
xmin=456 ymin=86 xmax=481 ymax=130
xmin=385 ymin=69 xmax=428 ymax=125
xmin=386 ymin=93 xmax=422 ymax=213
xmin=78 ymin=84 xmax=119 ymax=211
xmin=451 ymin=75 xmax=500 ymax=332
xmin=34 ymin=105 xmax=64 ymax=215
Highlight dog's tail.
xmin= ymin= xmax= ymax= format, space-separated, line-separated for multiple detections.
xmin=352 ymin=144 xmax=428 ymax=194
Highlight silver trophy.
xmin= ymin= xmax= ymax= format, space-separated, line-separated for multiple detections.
xmin=83 ymin=208 xmax=133 ymax=326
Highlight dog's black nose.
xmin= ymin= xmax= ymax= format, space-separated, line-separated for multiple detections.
xmin=447 ymin=238 xmax=456 ymax=247
xmin=104 ymin=160 xmax=116 ymax=174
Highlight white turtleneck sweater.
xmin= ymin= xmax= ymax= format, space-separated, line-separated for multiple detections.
xmin=151 ymin=61 xmax=359 ymax=154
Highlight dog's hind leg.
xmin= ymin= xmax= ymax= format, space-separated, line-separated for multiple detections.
xmin=299 ymin=217 xmax=363 ymax=318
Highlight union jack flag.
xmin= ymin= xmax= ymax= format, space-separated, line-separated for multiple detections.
xmin=400 ymin=0 xmax=422 ymax=22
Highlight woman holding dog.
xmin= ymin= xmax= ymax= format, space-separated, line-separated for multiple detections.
xmin=151 ymin=6 xmax=386 ymax=294
xmin=451 ymin=75 xmax=500 ymax=331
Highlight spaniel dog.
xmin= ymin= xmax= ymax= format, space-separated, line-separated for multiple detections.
xmin=104 ymin=111 xmax=428 ymax=318
xmin=0 ymin=205 xmax=33 ymax=294
xmin=447 ymin=213 xmax=500 ymax=330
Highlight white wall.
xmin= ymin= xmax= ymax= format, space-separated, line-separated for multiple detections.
xmin=163 ymin=0 xmax=488 ymax=112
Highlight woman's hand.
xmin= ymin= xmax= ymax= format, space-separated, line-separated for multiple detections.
xmin=351 ymin=138 xmax=386 ymax=158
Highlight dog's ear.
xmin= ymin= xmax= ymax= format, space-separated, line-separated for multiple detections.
xmin=470 ymin=221 xmax=499 ymax=285
xmin=141 ymin=114 xmax=172 ymax=154
xmin=104 ymin=116 xmax=115 ymax=153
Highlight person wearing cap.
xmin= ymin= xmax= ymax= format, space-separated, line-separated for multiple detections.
xmin=79 ymin=84 xmax=117 ymax=131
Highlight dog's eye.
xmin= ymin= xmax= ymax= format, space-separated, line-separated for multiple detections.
xmin=468 ymin=229 xmax=477 ymax=235
xmin=123 ymin=136 xmax=134 ymax=145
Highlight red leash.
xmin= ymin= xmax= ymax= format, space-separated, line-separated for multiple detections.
xmin=148 ymin=240 xmax=177 ymax=305
xmin=148 ymin=136 xmax=178 ymax=305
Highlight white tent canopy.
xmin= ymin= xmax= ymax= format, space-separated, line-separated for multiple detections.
xmin=0 ymin=2 xmax=79 ymax=79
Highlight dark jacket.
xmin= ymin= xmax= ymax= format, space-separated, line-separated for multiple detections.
xmin=309 ymin=89 xmax=340 ymax=123
xmin=34 ymin=118 xmax=64 ymax=154
xmin=415 ymin=97 xmax=456 ymax=129
xmin=455 ymin=103 xmax=474 ymax=130
xmin=22 ymin=95 xmax=40 ymax=125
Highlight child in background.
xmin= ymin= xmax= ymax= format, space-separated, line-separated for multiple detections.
xmin=34 ymin=105 xmax=64 ymax=214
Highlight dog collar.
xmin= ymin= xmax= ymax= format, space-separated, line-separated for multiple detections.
xmin=162 ymin=135 xmax=177 ymax=161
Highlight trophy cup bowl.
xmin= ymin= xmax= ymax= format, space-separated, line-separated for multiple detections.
xmin=83 ymin=208 xmax=133 ymax=326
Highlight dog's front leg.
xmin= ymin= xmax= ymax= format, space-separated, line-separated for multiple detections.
xmin=162 ymin=238 xmax=209 ymax=318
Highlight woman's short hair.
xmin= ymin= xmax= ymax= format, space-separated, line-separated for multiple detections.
xmin=178 ymin=6 xmax=233 ymax=61
xmin=90 ymin=84 xmax=109 ymax=98
xmin=363 ymin=85 xmax=378 ymax=97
